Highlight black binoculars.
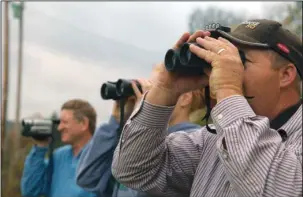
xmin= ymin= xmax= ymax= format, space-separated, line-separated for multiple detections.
xmin=164 ymin=25 xmax=245 ymax=75
xmin=100 ymin=79 xmax=142 ymax=100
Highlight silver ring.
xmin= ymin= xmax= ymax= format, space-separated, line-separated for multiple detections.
xmin=217 ymin=48 xmax=225 ymax=55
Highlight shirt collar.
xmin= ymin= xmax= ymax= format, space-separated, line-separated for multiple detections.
xmin=271 ymin=101 xmax=302 ymax=136
xmin=167 ymin=122 xmax=201 ymax=134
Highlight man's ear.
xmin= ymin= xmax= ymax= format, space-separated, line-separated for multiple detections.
xmin=179 ymin=92 xmax=193 ymax=108
xmin=80 ymin=117 xmax=89 ymax=131
xmin=279 ymin=63 xmax=298 ymax=88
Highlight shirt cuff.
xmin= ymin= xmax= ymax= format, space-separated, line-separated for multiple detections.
xmin=109 ymin=115 xmax=119 ymax=127
xmin=211 ymin=95 xmax=256 ymax=132
xmin=130 ymin=91 xmax=175 ymax=128
xmin=31 ymin=145 xmax=48 ymax=156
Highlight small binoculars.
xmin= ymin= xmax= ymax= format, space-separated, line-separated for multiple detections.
xmin=100 ymin=79 xmax=142 ymax=100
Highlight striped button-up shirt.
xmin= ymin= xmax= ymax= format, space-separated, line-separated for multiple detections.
xmin=112 ymin=95 xmax=302 ymax=197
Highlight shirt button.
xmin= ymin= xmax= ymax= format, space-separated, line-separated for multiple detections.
xmin=217 ymin=114 xmax=223 ymax=120
xmin=222 ymin=152 xmax=228 ymax=159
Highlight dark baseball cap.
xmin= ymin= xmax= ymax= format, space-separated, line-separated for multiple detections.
xmin=216 ymin=19 xmax=303 ymax=78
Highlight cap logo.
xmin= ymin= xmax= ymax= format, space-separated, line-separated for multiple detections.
xmin=241 ymin=21 xmax=260 ymax=29
xmin=277 ymin=43 xmax=290 ymax=54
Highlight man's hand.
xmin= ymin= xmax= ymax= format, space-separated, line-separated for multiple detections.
xmin=131 ymin=79 xmax=152 ymax=107
xmin=190 ymin=36 xmax=244 ymax=103
xmin=146 ymin=31 xmax=211 ymax=106
xmin=33 ymin=137 xmax=51 ymax=147
xmin=112 ymin=97 xmax=136 ymax=124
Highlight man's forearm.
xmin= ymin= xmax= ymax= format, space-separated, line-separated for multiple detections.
xmin=21 ymin=146 xmax=49 ymax=197
xmin=145 ymin=86 xmax=179 ymax=106
xmin=76 ymin=116 xmax=119 ymax=194
xmin=216 ymin=89 xmax=243 ymax=103
xmin=112 ymin=98 xmax=174 ymax=193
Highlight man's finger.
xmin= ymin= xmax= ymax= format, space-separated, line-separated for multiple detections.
xmin=196 ymin=37 xmax=230 ymax=55
xmin=128 ymin=95 xmax=136 ymax=101
xmin=173 ymin=32 xmax=191 ymax=50
xmin=203 ymin=67 xmax=212 ymax=77
xmin=187 ymin=30 xmax=211 ymax=43
xmin=204 ymin=36 xmax=217 ymax=41
xmin=204 ymin=36 xmax=235 ymax=52
xmin=136 ymin=78 xmax=150 ymax=92
xmin=189 ymin=44 xmax=216 ymax=64
xmin=131 ymin=81 xmax=142 ymax=98
xmin=218 ymin=37 xmax=229 ymax=43
xmin=195 ymin=37 xmax=217 ymax=52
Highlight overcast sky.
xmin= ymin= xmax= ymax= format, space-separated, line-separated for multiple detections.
xmin=5 ymin=1 xmax=288 ymax=125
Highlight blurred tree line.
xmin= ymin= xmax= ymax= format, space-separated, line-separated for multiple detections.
xmin=262 ymin=2 xmax=302 ymax=38
xmin=188 ymin=2 xmax=302 ymax=37
xmin=188 ymin=6 xmax=245 ymax=34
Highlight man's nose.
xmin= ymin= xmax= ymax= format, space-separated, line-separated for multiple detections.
xmin=57 ymin=123 xmax=64 ymax=132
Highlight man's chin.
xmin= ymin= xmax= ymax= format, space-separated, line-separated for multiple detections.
xmin=61 ymin=137 xmax=70 ymax=144
xmin=245 ymin=96 xmax=254 ymax=99
xmin=245 ymin=96 xmax=255 ymax=105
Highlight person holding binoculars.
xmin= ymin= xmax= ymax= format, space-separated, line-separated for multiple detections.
xmin=21 ymin=99 xmax=98 ymax=197
xmin=112 ymin=19 xmax=302 ymax=197
xmin=76 ymin=65 xmax=206 ymax=197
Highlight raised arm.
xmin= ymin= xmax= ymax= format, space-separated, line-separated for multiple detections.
xmin=76 ymin=116 xmax=119 ymax=195
xmin=21 ymin=145 xmax=50 ymax=197
xmin=112 ymin=97 xmax=206 ymax=197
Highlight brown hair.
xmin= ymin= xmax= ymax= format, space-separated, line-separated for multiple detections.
xmin=61 ymin=99 xmax=97 ymax=134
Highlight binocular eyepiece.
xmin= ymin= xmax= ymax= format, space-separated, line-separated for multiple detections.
xmin=100 ymin=79 xmax=142 ymax=100
xmin=164 ymin=25 xmax=246 ymax=75
xmin=101 ymin=82 xmax=120 ymax=100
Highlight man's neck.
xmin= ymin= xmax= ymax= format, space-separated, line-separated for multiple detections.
xmin=270 ymin=91 xmax=300 ymax=121
xmin=72 ymin=134 xmax=92 ymax=156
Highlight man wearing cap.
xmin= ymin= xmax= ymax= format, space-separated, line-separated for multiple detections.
xmin=111 ymin=19 xmax=302 ymax=197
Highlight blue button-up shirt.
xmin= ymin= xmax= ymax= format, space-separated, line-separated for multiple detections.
xmin=21 ymin=145 xmax=97 ymax=197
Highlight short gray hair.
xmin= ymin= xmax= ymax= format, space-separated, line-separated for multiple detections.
xmin=269 ymin=50 xmax=302 ymax=95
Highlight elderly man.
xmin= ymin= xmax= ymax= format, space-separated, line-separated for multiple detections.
xmin=21 ymin=99 xmax=98 ymax=197
xmin=112 ymin=19 xmax=302 ymax=197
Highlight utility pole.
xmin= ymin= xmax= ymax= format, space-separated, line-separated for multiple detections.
xmin=2 ymin=0 xmax=10 ymax=154
xmin=2 ymin=1 xmax=10 ymax=195
xmin=13 ymin=1 xmax=24 ymax=152
xmin=7 ymin=1 xmax=25 ymax=193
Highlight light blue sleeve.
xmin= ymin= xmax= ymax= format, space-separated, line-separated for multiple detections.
xmin=76 ymin=116 xmax=120 ymax=196
xmin=21 ymin=145 xmax=50 ymax=197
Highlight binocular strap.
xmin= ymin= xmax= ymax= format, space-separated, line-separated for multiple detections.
xmin=202 ymin=86 xmax=217 ymax=134
xmin=109 ymin=98 xmax=126 ymax=197
xmin=46 ymin=135 xmax=55 ymax=197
